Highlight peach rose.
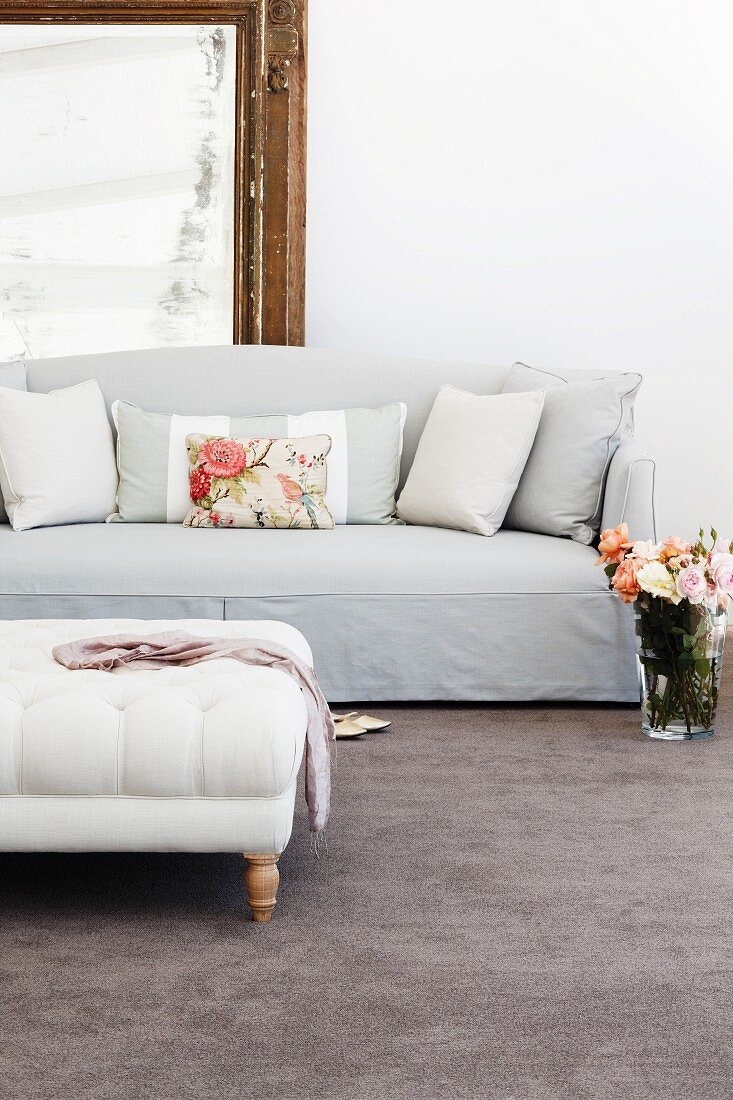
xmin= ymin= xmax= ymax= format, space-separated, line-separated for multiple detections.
xmin=659 ymin=535 xmax=692 ymax=562
xmin=596 ymin=523 xmax=633 ymax=566
xmin=611 ymin=558 xmax=640 ymax=603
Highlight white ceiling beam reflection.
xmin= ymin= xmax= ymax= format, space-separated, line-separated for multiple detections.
xmin=0 ymin=35 xmax=200 ymax=77
xmin=0 ymin=170 xmax=200 ymax=218
xmin=0 ymin=264 xmax=229 ymax=310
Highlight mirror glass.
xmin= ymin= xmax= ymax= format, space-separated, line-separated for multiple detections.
xmin=0 ymin=24 xmax=236 ymax=360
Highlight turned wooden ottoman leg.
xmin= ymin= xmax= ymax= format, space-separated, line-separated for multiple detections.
xmin=243 ymin=854 xmax=280 ymax=922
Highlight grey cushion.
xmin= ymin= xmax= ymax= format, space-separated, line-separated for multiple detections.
xmin=0 ymin=362 xmax=27 ymax=524
xmin=0 ymin=522 xmax=638 ymax=703
xmin=502 ymin=362 xmax=641 ymax=544
xmin=112 ymin=399 xmax=406 ymax=525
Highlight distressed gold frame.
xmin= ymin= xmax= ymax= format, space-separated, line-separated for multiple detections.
xmin=0 ymin=0 xmax=307 ymax=345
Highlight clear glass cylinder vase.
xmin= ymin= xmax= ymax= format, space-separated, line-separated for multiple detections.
xmin=635 ymin=594 xmax=727 ymax=741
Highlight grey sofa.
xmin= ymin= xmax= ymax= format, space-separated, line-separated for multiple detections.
xmin=0 ymin=346 xmax=655 ymax=702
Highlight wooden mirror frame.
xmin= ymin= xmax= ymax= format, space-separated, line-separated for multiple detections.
xmin=0 ymin=0 xmax=307 ymax=346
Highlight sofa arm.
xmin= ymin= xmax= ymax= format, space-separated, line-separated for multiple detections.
xmin=601 ymin=439 xmax=656 ymax=541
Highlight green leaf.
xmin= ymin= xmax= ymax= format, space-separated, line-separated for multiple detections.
xmin=683 ymin=633 xmax=695 ymax=649
xmin=240 ymin=467 xmax=262 ymax=486
xmin=696 ymin=659 xmax=712 ymax=677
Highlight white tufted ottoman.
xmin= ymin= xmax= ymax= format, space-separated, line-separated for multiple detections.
xmin=0 ymin=619 xmax=312 ymax=922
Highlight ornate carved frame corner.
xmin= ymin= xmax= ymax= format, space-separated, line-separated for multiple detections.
xmin=0 ymin=0 xmax=307 ymax=346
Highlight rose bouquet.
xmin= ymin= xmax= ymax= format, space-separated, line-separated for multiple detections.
xmin=598 ymin=525 xmax=732 ymax=740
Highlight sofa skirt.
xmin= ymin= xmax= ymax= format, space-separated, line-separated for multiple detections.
xmin=0 ymin=591 xmax=639 ymax=703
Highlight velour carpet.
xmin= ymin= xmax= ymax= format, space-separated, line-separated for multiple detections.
xmin=3 ymin=673 xmax=733 ymax=1100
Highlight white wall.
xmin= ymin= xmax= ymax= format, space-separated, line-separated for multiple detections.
xmin=306 ymin=0 xmax=733 ymax=539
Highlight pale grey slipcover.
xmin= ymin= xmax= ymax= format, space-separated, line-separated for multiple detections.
xmin=0 ymin=345 xmax=656 ymax=701
xmin=0 ymin=523 xmax=640 ymax=701
xmin=24 ymin=346 xmax=513 ymax=491
xmin=601 ymin=439 xmax=657 ymax=542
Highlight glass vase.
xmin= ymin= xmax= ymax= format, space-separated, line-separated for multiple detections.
xmin=635 ymin=594 xmax=728 ymax=741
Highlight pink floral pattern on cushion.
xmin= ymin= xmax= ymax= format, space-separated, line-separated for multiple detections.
xmin=189 ymin=466 xmax=212 ymax=503
xmin=198 ymin=438 xmax=248 ymax=479
xmin=183 ymin=433 xmax=334 ymax=530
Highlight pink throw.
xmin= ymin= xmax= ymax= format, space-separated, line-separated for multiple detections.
xmin=52 ymin=632 xmax=334 ymax=834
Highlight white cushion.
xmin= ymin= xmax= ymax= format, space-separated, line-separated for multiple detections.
xmin=0 ymin=619 xmax=309 ymax=801
xmin=0 ymin=380 xmax=118 ymax=531
xmin=0 ymin=361 xmax=27 ymax=526
xmin=397 ymin=385 xmax=545 ymax=536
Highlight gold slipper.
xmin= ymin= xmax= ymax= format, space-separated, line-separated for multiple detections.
xmin=353 ymin=714 xmax=391 ymax=732
xmin=334 ymin=718 xmax=367 ymax=739
xmin=333 ymin=712 xmax=391 ymax=733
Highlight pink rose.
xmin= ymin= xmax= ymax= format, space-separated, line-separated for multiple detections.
xmin=675 ymin=564 xmax=708 ymax=604
xmin=710 ymin=552 xmax=733 ymax=593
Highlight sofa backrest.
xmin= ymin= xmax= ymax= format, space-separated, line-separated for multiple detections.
xmin=22 ymin=345 xmax=622 ymax=488
xmin=23 ymin=345 xmax=506 ymax=487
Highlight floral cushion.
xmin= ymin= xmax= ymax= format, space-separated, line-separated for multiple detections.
xmin=183 ymin=434 xmax=334 ymax=530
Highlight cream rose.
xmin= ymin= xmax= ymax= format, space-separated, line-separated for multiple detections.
xmin=636 ymin=561 xmax=682 ymax=604
xmin=630 ymin=539 xmax=660 ymax=562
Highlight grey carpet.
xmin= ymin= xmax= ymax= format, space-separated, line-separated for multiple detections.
xmin=2 ymin=674 xmax=733 ymax=1100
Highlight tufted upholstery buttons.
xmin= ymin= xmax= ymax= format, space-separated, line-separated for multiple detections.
xmin=0 ymin=619 xmax=309 ymax=799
